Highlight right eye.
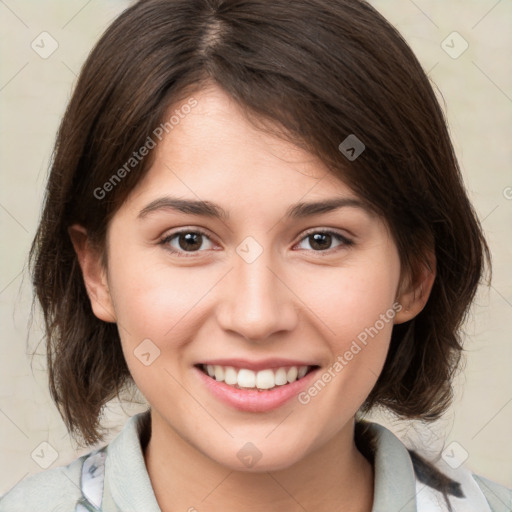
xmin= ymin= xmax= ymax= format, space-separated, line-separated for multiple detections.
xmin=159 ymin=229 xmax=216 ymax=257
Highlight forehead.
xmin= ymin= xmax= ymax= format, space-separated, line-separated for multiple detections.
xmin=124 ymin=83 xmax=361 ymax=210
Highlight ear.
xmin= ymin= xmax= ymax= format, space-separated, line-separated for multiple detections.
xmin=394 ymin=252 xmax=436 ymax=324
xmin=68 ymin=224 xmax=116 ymax=323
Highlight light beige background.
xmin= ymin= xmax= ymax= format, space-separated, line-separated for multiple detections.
xmin=1 ymin=0 xmax=511 ymax=496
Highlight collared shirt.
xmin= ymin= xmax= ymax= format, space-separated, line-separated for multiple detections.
xmin=1 ymin=410 xmax=510 ymax=511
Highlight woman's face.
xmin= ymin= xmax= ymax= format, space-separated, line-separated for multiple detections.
xmin=94 ymin=84 xmax=409 ymax=471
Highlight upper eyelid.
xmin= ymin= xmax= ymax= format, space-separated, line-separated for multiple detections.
xmin=299 ymin=227 xmax=352 ymax=240
xmin=161 ymin=227 xmax=215 ymax=243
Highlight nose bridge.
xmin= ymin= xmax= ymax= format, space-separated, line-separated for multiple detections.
xmin=218 ymin=240 xmax=297 ymax=341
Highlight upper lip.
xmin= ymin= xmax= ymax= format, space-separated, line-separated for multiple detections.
xmin=196 ymin=358 xmax=320 ymax=372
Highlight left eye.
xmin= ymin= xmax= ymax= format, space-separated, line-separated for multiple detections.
xmin=295 ymin=230 xmax=353 ymax=253
xmin=160 ymin=229 xmax=353 ymax=257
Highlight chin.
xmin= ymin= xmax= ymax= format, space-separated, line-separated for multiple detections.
xmin=207 ymin=441 xmax=307 ymax=473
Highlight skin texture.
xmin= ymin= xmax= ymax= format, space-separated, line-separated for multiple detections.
xmin=70 ymin=83 xmax=435 ymax=512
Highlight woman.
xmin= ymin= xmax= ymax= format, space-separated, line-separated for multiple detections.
xmin=1 ymin=0 xmax=510 ymax=511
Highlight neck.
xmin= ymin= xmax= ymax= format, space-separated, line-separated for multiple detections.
xmin=143 ymin=411 xmax=374 ymax=512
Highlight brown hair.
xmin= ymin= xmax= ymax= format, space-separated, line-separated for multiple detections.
xmin=30 ymin=0 xmax=490 ymax=446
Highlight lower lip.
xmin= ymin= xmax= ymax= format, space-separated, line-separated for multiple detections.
xmin=194 ymin=366 xmax=320 ymax=413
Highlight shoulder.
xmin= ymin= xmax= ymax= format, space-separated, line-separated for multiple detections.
xmin=0 ymin=450 xmax=90 ymax=512
xmin=0 ymin=411 xmax=150 ymax=512
xmin=410 ymin=450 xmax=512 ymax=511
xmin=472 ymin=473 xmax=512 ymax=512
xmin=355 ymin=419 xmax=512 ymax=512
xmin=408 ymin=443 xmax=512 ymax=512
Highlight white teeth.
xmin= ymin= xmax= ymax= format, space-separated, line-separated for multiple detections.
xmin=214 ymin=365 xmax=224 ymax=382
xmin=202 ymin=364 xmax=312 ymax=390
xmin=297 ymin=366 xmax=308 ymax=379
xmin=286 ymin=366 xmax=298 ymax=383
xmin=255 ymin=369 xmax=275 ymax=389
xmin=237 ymin=369 xmax=256 ymax=388
xmin=224 ymin=366 xmax=238 ymax=385
xmin=274 ymin=367 xmax=288 ymax=386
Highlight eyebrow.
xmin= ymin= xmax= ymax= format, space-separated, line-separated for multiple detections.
xmin=138 ymin=196 xmax=372 ymax=220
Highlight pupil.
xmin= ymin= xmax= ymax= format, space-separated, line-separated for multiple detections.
xmin=179 ymin=232 xmax=202 ymax=251
xmin=310 ymin=233 xmax=331 ymax=250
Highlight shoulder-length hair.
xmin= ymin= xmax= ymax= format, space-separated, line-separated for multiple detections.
xmin=30 ymin=0 xmax=490 ymax=446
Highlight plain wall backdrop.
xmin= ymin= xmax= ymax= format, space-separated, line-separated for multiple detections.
xmin=1 ymin=0 xmax=511 ymax=496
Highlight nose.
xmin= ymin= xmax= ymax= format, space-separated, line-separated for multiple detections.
xmin=216 ymin=249 xmax=299 ymax=342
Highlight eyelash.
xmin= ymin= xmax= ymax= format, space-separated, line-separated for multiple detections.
xmin=159 ymin=228 xmax=354 ymax=258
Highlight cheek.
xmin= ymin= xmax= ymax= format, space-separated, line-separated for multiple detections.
xmin=296 ymin=257 xmax=400 ymax=404
xmin=106 ymin=256 xmax=211 ymax=397
xmin=108 ymin=251 xmax=213 ymax=338
xmin=304 ymin=255 xmax=400 ymax=345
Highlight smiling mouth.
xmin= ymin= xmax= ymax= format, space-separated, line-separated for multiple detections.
xmin=195 ymin=363 xmax=320 ymax=391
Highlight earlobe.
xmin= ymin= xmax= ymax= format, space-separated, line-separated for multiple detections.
xmin=394 ymin=253 xmax=436 ymax=324
xmin=68 ymin=224 xmax=116 ymax=323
